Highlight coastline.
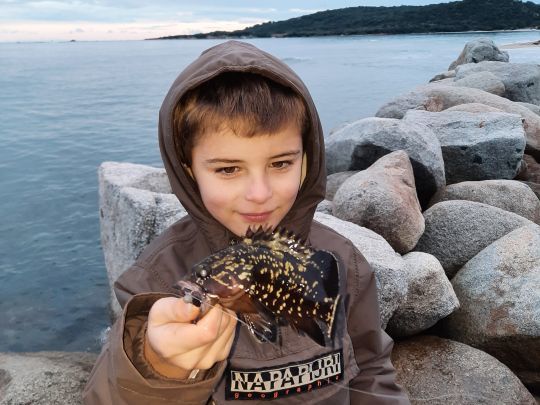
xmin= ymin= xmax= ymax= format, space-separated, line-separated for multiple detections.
xmin=501 ymin=39 xmax=540 ymax=49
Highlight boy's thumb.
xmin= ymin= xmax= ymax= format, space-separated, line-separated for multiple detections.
xmin=175 ymin=298 xmax=200 ymax=322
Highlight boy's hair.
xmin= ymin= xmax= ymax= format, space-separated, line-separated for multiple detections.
xmin=172 ymin=72 xmax=310 ymax=166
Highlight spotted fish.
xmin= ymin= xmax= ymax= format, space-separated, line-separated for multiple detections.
xmin=173 ymin=226 xmax=342 ymax=347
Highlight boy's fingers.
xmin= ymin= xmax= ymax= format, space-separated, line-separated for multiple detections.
xmin=149 ymin=297 xmax=200 ymax=326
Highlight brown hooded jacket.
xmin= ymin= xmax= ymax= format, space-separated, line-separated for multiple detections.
xmin=83 ymin=40 xmax=410 ymax=405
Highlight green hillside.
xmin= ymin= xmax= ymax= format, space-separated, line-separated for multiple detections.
xmin=150 ymin=0 xmax=540 ymax=39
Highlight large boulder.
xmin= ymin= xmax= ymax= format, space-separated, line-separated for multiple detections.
xmin=386 ymin=252 xmax=459 ymax=338
xmin=517 ymin=154 xmax=540 ymax=184
xmin=0 ymin=351 xmax=98 ymax=405
xmin=392 ymin=335 xmax=536 ymax=405
xmin=325 ymin=117 xmax=446 ymax=208
xmin=375 ymin=84 xmax=540 ymax=161
xmin=403 ymin=110 xmax=526 ymax=184
xmin=517 ymin=102 xmax=540 ymax=116
xmin=450 ymin=71 xmax=506 ymax=96
xmin=429 ymin=180 xmax=540 ymax=224
xmin=314 ymin=212 xmax=407 ymax=328
xmin=445 ymin=102 xmax=503 ymax=114
xmin=414 ymin=200 xmax=534 ymax=278
xmin=456 ymin=61 xmax=540 ymax=105
xmin=326 ymin=171 xmax=357 ymax=200
xmin=333 ymin=151 xmax=425 ymax=254
xmin=98 ymin=162 xmax=187 ymax=317
xmin=448 ymin=37 xmax=509 ymax=70
xmin=429 ymin=69 xmax=456 ymax=82
xmin=440 ymin=224 xmax=540 ymax=392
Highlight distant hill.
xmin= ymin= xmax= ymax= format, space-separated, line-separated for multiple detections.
xmin=149 ymin=0 xmax=540 ymax=40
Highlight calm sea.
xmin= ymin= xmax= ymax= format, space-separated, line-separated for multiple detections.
xmin=1 ymin=31 xmax=539 ymax=352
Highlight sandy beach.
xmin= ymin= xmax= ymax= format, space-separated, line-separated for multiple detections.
xmin=501 ymin=39 xmax=540 ymax=49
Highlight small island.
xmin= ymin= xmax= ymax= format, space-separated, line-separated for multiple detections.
xmin=147 ymin=0 xmax=540 ymax=40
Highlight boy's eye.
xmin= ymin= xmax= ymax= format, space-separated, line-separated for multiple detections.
xmin=215 ymin=166 xmax=239 ymax=175
xmin=271 ymin=160 xmax=293 ymax=169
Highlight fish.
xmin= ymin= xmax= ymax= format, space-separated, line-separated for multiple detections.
xmin=173 ymin=226 xmax=342 ymax=347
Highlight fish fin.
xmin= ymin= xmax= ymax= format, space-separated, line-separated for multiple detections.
xmin=310 ymin=250 xmax=340 ymax=298
xmin=240 ymin=312 xmax=278 ymax=343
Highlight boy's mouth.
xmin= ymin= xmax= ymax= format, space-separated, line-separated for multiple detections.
xmin=240 ymin=210 xmax=273 ymax=222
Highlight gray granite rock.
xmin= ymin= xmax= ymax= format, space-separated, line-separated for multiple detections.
xmin=325 ymin=117 xmax=445 ymax=208
xmin=449 ymin=38 xmax=510 ymax=70
xmin=403 ymin=110 xmax=526 ymax=184
xmin=451 ymin=71 xmax=506 ymax=96
xmin=445 ymin=102 xmax=503 ymax=114
xmin=0 ymin=351 xmax=98 ymax=405
xmin=333 ymin=151 xmax=425 ymax=254
xmin=386 ymin=252 xmax=459 ymax=338
xmin=375 ymin=84 xmax=540 ymax=161
xmin=98 ymin=162 xmax=187 ymax=318
xmin=429 ymin=69 xmax=456 ymax=82
xmin=392 ymin=335 xmax=536 ymax=405
xmin=314 ymin=212 xmax=407 ymax=328
xmin=456 ymin=61 xmax=540 ymax=105
xmin=517 ymin=102 xmax=540 ymax=116
xmin=315 ymin=199 xmax=333 ymax=214
xmin=326 ymin=171 xmax=357 ymax=200
xmin=440 ymin=224 xmax=540 ymax=392
xmin=414 ymin=200 xmax=534 ymax=278
xmin=429 ymin=180 xmax=540 ymax=224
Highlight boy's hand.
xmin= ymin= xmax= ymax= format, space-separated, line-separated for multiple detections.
xmin=144 ymin=297 xmax=237 ymax=380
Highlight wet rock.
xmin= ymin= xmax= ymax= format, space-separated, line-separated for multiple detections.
xmin=449 ymin=37 xmax=509 ymax=70
xmin=386 ymin=252 xmax=459 ymax=338
xmin=392 ymin=335 xmax=536 ymax=405
xmin=326 ymin=171 xmax=357 ymax=200
xmin=403 ymin=110 xmax=526 ymax=184
xmin=333 ymin=151 xmax=424 ymax=254
xmin=456 ymin=61 xmax=540 ymax=105
xmin=98 ymin=162 xmax=187 ymax=317
xmin=440 ymin=224 xmax=540 ymax=392
xmin=315 ymin=212 xmax=407 ymax=327
xmin=414 ymin=200 xmax=534 ymax=278
xmin=428 ymin=180 xmax=540 ymax=224
xmin=0 ymin=351 xmax=98 ymax=405
xmin=375 ymin=84 xmax=540 ymax=161
xmin=325 ymin=117 xmax=445 ymax=208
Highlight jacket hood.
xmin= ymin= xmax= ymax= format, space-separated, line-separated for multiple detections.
xmin=158 ymin=40 xmax=326 ymax=252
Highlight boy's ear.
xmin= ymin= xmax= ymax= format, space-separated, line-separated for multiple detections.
xmin=182 ymin=163 xmax=195 ymax=181
xmin=300 ymin=152 xmax=307 ymax=188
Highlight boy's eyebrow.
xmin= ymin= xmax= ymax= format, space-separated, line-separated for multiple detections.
xmin=204 ymin=150 xmax=301 ymax=164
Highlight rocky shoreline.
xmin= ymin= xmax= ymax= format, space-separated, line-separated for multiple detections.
xmin=2 ymin=38 xmax=539 ymax=404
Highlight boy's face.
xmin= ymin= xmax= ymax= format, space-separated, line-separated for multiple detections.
xmin=190 ymin=123 xmax=303 ymax=237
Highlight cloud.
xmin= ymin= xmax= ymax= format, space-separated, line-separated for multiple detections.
xmin=0 ymin=18 xmax=266 ymax=41
xmin=288 ymin=8 xmax=323 ymax=14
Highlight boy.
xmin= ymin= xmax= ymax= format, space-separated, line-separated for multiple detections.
xmin=83 ymin=40 xmax=410 ymax=404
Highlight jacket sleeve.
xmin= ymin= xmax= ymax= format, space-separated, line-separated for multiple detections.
xmin=83 ymin=267 xmax=226 ymax=405
xmin=346 ymin=245 xmax=411 ymax=405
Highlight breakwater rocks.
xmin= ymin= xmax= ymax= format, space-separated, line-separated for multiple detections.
xmin=94 ymin=38 xmax=537 ymax=404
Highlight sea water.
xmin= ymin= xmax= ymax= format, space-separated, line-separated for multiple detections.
xmin=1 ymin=31 xmax=539 ymax=352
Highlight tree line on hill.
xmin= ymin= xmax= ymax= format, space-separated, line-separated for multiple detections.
xmin=150 ymin=0 xmax=540 ymax=40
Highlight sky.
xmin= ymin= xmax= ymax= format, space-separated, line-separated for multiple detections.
xmin=1 ymin=0 xmax=539 ymax=42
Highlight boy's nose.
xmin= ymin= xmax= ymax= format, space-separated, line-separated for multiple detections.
xmin=245 ymin=174 xmax=273 ymax=203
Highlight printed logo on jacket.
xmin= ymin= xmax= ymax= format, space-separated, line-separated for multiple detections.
xmin=225 ymin=349 xmax=343 ymax=401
